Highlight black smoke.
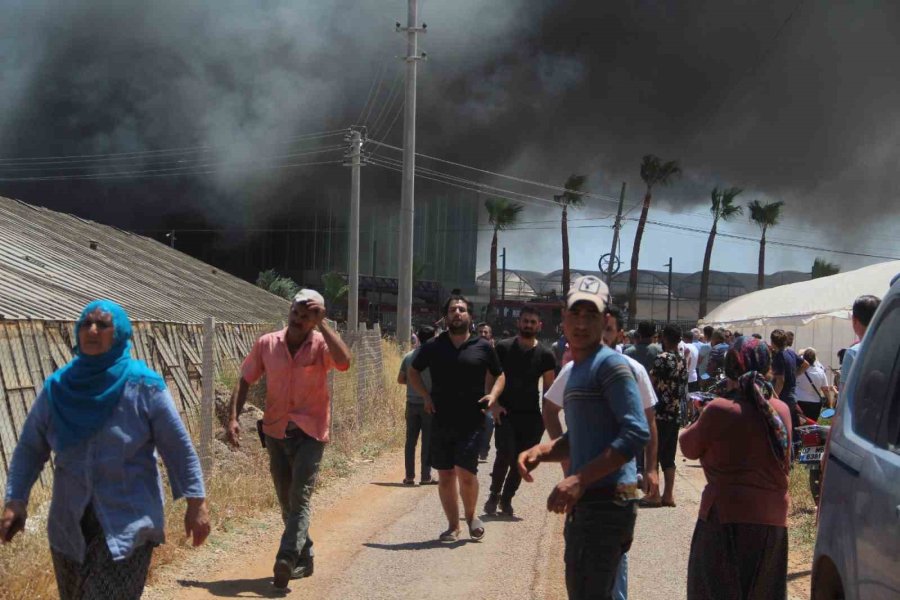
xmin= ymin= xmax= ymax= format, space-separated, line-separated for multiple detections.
xmin=1 ymin=0 xmax=898 ymax=278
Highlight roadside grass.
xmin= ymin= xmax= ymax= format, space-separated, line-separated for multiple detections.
xmin=0 ymin=339 xmax=408 ymax=600
xmin=787 ymin=465 xmax=818 ymax=598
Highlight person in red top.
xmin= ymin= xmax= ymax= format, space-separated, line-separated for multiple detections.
xmin=225 ymin=289 xmax=351 ymax=589
xmin=679 ymin=336 xmax=792 ymax=600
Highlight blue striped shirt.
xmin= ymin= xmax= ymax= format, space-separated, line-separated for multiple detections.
xmin=564 ymin=345 xmax=650 ymax=492
xmin=4 ymin=382 xmax=205 ymax=562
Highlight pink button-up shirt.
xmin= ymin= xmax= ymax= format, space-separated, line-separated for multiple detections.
xmin=241 ymin=328 xmax=348 ymax=442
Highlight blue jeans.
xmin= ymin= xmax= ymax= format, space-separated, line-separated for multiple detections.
xmin=266 ymin=431 xmax=324 ymax=564
xmin=405 ymin=403 xmax=433 ymax=480
xmin=564 ymin=500 xmax=637 ymax=600
xmin=613 ymin=553 xmax=628 ymax=600
xmin=478 ymin=412 xmax=494 ymax=458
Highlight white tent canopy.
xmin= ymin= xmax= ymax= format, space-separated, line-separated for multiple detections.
xmin=701 ymin=260 xmax=900 ymax=370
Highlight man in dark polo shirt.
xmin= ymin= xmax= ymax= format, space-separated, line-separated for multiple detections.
xmin=408 ymin=293 xmax=505 ymax=543
xmin=485 ymin=306 xmax=556 ymax=517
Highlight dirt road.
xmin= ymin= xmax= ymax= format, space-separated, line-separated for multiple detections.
xmin=147 ymin=444 xmax=722 ymax=600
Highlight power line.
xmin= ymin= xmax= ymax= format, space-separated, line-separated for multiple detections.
xmin=356 ymin=61 xmax=389 ymax=125
xmin=634 ymin=218 xmax=900 ymax=261
xmin=0 ymin=158 xmax=344 ymax=182
xmin=0 ymin=144 xmax=347 ymax=174
xmin=367 ymin=138 xmax=623 ymax=205
xmin=0 ymin=129 xmax=349 ymax=165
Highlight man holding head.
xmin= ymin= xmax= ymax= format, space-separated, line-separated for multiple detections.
xmin=408 ymin=294 xmax=505 ymax=542
xmin=518 ymin=276 xmax=650 ymax=599
xmin=226 ymin=289 xmax=352 ymax=589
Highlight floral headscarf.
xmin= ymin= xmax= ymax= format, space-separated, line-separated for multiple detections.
xmin=724 ymin=336 xmax=790 ymax=468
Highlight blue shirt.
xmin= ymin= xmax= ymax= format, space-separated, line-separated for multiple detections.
xmin=695 ymin=342 xmax=712 ymax=379
xmin=563 ymin=345 xmax=650 ymax=494
xmin=772 ymin=348 xmax=800 ymax=404
xmin=4 ymin=381 xmax=205 ymax=562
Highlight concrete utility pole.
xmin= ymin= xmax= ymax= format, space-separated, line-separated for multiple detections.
xmin=500 ymin=247 xmax=507 ymax=319
xmin=396 ymin=0 xmax=425 ymax=347
xmin=606 ymin=182 xmax=626 ymax=285
xmin=347 ymin=128 xmax=363 ymax=332
xmin=665 ymin=256 xmax=673 ymax=323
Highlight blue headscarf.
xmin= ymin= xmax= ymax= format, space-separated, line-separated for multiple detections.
xmin=46 ymin=300 xmax=165 ymax=450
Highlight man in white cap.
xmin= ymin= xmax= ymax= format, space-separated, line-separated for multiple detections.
xmin=518 ymin=275 xmax=649 ymax=600
xmin=226 ymin=289 xmax=351 ymax=589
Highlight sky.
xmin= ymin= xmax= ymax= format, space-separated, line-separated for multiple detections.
xmin=1 ymin=0 xmax=898 ymax=279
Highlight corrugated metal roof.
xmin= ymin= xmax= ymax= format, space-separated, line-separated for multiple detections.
xmin=0 ymin=196 xmax=288 ymax=323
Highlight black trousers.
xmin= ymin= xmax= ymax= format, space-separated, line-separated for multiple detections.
xmin=565 ymin=500 xmax=637 ymax=600
xmin=489 ymin=411 xmax=545 ymax=500
xmin=656 ymin=418 xmax=680 ymax=471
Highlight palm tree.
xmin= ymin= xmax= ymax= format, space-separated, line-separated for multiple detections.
xmin=321 ymin=271 xmax=349 ymax=308
xmin=553 ymin=174 xmax=587 ymax=297
xmin=748 ymin=200 xmax=785 ymax=290
xmin=811 ymin=257 xmax=840 ymax=279
xmin=485 ymin=198 xmax=524 ymax=306
xmin=627 ymin=155 xmax=681 ymax=319
xmin=256 ymin=268 xmax=299 ymax=300
xmin=698 ymin=187 xmax=743 ymax=318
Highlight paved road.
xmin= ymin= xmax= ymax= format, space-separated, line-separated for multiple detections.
xmin=157 ymin=443 xmax=710 ymax=600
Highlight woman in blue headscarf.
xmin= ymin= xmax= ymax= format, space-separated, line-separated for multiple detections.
xmin=0 ymin=300 xmax=209 ymax=600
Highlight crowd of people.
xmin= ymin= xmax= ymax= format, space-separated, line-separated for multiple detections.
xmin=0 ymin=283 xmax=883 ymax=599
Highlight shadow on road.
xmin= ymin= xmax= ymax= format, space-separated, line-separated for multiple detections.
xmin=479 ymin=513 xmax=523 ymax=523
xmin=363 ymin=538 xmax=472 ymax=551
xmin=370 ymin=482 xmax=423 ymax=488
xmin=787 ymin=569 xmax=812 ymax=581
xmin=177 ymin=577 xmax=288 ymax=598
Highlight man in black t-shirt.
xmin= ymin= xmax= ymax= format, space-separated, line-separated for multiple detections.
xmin=409 ymin=294 xmax=504 ymax=543
xmin=485 ymin=306 xmax=556 ymax=517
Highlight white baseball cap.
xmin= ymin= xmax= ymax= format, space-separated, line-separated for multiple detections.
xmin=566 ymin=275 xmax=609 ymax=313
xmin=292 ymin=288 xmax=325 ymax=310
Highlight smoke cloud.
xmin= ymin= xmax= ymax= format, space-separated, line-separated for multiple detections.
xmin=0 ymin=0 xmax=897 ymax=273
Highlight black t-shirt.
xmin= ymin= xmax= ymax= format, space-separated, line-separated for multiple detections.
xmin=495 ymin=337 xmax=556 ymax=414
xmin=411 ymin=332 xmax=503 ymax=430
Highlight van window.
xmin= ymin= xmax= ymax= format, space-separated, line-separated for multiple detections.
xmin=852 ymin=302 xmax=900 ymax=443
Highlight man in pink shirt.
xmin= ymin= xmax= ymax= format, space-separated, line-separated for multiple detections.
xmin=226 ymin=289 xmax=351 ymax=589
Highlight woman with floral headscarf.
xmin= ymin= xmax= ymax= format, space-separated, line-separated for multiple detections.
xmin=679 ymin=336 xmax=792 ymax=600
xmin=0 ymin=300 xmax=209 ymax=600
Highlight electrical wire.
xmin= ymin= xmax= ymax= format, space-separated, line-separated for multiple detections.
xmin=356 ymin=61 xmax=389 ymax=125
xmin=0 ymin=129 xmax=349 ymax=165
xmin=0 ymin=158 xmax=344 ymax=182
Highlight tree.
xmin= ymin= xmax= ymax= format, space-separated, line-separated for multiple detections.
xmin=256 ymin=268 xmax=299 ymax=300
xmin=698 ymin=187 xmax=743 ymax=319
xmin=485 ymin=198 xmax=524 ymax=306
xmin=553 ymin=174 xmax=587 ymax=297
xmin=748 ymin=199 xmax=785 ymax=290
xmin=812 ymin=257 xmax=840 ymax=279
xmin=321 ymin=271 xmax=349 ymax=309
xmin=627 ymin=155 xmax=681 ymax=319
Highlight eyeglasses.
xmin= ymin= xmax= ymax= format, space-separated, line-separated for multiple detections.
xmin=82 ymin=319 xmax=112 ymax=330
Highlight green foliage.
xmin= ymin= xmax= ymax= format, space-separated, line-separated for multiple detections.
xmin=321 ymin=271 xmax=349 ymax=307
xmin=748 ymin=199 xmax=785 ymax=229
xmin=553 ymin=173 xmax=588 ymax=208
xmin=812 ymin=257 xmax=841 ymax=279
xmin=485 ymin=197 xmax=525 ymax=230
xmin=256 ymin=268 xmax=300 ymax=300
xmin=640 ymin=155 xmax=682 ymax=189
xmin=710 ymin=186 xmax=743 ymax=221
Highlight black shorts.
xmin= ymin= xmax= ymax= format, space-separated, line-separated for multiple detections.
xmin=430 ymin=425 xmax=482 ymax=474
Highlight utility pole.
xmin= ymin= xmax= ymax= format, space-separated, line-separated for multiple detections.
xmin=665 ymin=257 xmax=673 ymax=324
xmin=606 ymin=182 xmax=626 ymax=286
xmin=396 ymin=0 xmax=426 ymax=347
xmin=500 ymin=247 xmax=507 ymax=319
xmin=346 ymin=128 xmax=363 ymax=332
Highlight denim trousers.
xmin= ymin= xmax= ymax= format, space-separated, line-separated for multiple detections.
xmin=266 ymin=431 xmax=325 ymax=563
xmin=564 ymin=499 xmax=637 ymax=600
xmin=404 ymin=403 xmax=433 ymax=480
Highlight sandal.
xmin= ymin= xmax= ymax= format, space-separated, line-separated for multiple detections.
xmin=403 ymin=478 xmax=416 ymax=485
xmin=439 ymin=528 xmax=461 ymax=543
xmin=468 ymin=517 xmax=485 ymax=541
xmin=639 ymin=497 xmax=662 ymax=508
